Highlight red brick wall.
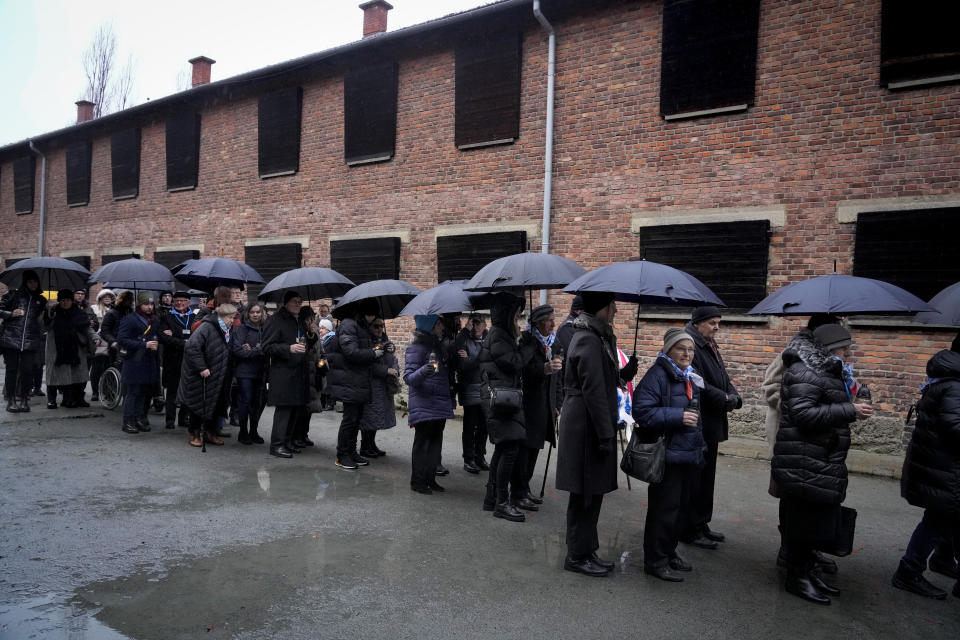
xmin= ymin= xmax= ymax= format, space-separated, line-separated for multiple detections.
xmin=2 ymin=0 xmax=958 ymax=425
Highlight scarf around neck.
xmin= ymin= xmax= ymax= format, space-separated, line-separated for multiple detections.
xmin=830 ymin=356 xmax=859 ymax=400
xmin=657 ymin=352 xmax=705 ymax=399
xmin=532 ymin=327 xmax=556 ymax=351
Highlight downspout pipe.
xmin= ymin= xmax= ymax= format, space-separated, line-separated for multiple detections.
xmin=533 ymin=0 xmax=555 ymax=306
xmin=28 ymin=140 xmax=46 ymax=257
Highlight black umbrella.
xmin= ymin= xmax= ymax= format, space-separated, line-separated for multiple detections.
xmin=464 ymin=253 xmax=586 ymax=292
xmin=172 ymin=257 xmax=264 ymax=292
xmin=913 ymin=282 xmax=960 ymax=326
xmin=1 ymin=256 xmax=91 ymax=291
xmin=88 ymin=258 xmax=174 ymax=290
xmin=333 ymin=279 xmax=421 ymax=320
xmin=398 ymin=280 xmax=492 ymax=316
xmin=258 ymin=267 xmax=355 ymax=303
xmin=747 ymin=274 xmax=934 ymax=316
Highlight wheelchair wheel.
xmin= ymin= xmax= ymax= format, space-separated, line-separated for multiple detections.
xmin=99 ymin=367 xmax=122 ymax=410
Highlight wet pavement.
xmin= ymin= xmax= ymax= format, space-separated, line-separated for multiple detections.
xmin=1 ymin=403 xmax=958 ymax=639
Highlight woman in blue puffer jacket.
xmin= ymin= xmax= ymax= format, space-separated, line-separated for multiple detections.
xmin=633 ymin=327 xmax=706 ymax=583
xmin=404 ymin=314 xmax=455 ymax=495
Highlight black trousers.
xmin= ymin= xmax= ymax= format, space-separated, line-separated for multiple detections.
xmin=164 ymin=378 xmax=188 ymax=426
xmin=644 ymin=463 xmax=697 ymax=569
xmin=490 ymin=440 xmax=524 ymax=503
xmin=360 ymin=429 xmax=380 ymax=450
xmin=519 ymin=446 xmax=541 ymax=495
xmin=566 ymin=493 xmax=604 ymax=560
xmin=123 ymin=383 xmax=152 ymax=422
xmin=89 ymin=354 xmax=109 ymax=397
xmin=270 ymin=405 xmax=302 ymax=449
xmin=336 ymin=402 xmax=364 ymax=457
xmin=3 ymin=348 xmax=35 ymax=400
xmin=48 ymin=383 xmax=84 ymax=405
xmin=411 ymin=419 xmax=445 ymax=488
xmin=681 ymin=440 xmax=719 ymax=538
xmin=461 ymin=404 xmax=488 ymax=461
xmin=293 ymin=409 xmax=312 ymax=441
xmin=235 ymin=377 xmax=264 ymax=428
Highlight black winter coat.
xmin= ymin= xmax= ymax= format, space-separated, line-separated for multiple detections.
xmin=230 ymin=320 xmax=265 ymax=380
xmin=117 ymin=311 xmax=160 ymax=385
xmin=686 ymin=323 xmax=739 ymax=444
xmin=157 ymin=309 xmax=198 ymax=387
xmin=0 ymin=287 xmax=46 ymax=352
xmin=99 ymin=306 xmax=131 ymax=361
xmin=479 ymin=301 xmax=526 ymax=444
xmin=555 ymin=314 xmax=619 ymax=496
xmin=771 ymin=345 xmax=855 ymax=505
xmin=261 ymin=308 xmax=317 ymax=407
xmin=901 ymin=349 xmax=960 ymax=515
xmin=519 ymin=331 xmax=560 ymax=449
xmin=632 ymin=356 xmax=707 ymax=466
xmin=325 ymin=316 xmax=377 ymax=405
xmin=177 ymin=315 xmax=232 ymax=420
xmin=455 ymin=327 xmax=485 ymax=407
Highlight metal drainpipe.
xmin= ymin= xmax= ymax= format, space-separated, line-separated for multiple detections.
xmin=533 ymin=0 xmax=555 ymax=306
xmin=28 ymin=140 xmax=47 ymax=257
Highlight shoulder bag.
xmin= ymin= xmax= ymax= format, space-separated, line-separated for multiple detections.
xmin=479 ymin=370 xmax=523 ymax=414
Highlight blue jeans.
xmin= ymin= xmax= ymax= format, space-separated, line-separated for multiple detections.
xmin=901 ymin=509 xmax=960 ymax=575
xmin=123 ymin=383 xmax=151 ymax=422
xmin=235 ymin=377 xmax=264 ymax=427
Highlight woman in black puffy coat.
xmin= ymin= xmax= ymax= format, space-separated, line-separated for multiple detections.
xmin=771 ymin=324 xmax=872 ymax=605
xmin=893 ymin=345 xmax=960 ymax=600
xmin=178 ymin=304 xmax=236 ymax=447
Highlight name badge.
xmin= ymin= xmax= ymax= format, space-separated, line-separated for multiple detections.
xmin=182 ymin=329 xmax=191 ymax=335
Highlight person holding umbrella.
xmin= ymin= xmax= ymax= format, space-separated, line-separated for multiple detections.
xmin=42 ymin=289 xmax=98 ymax=409
xmin=0 ymin=270 xmax=46 ymax=413
xmin=116 ymin=292 xmax=161 ymax=434
xmin=555 ymin=291 xmax=620 ymax=574
xmin=157 ymin=291 xmax=198 ymax=428
xmin=178 ymin=303 xmax=237 ymax=447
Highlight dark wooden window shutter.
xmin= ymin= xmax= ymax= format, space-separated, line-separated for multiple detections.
xmin=854 ymin=208 xmax=960 ymax=301
xmin=111 ymin=127 xmax=141 ymax=199
xmin=344 ymin=62 xmax=399 ymax=165
xmin=881 ymin=0 xmax=960 ymax=88
xmin=244 ymin=243 xmax=303 ymax=301
xmin=258 ymin=87 xmax=302 ymax=177
xmin=65 ymin=141 xmax=93 ymax=206
xmin=455 ymin=30 xmax=522 ymax=149
xmin=437 ymin=231 xmax=527 ymax=282
xmin=153 ymin=249 xmax=200 ymax=271
xmin=660 ymin=0 xmax=761 ymax=118
xmin=638 ymin=220 xmax=770 ymax=310
xmin=102 ymin=252 xmax=141 ymax=265
xmin=166 ymin=112 xmax=201 ymax=191
xmin=64 ymin=255 xmax=91 ymax=271
xmin=13 ymin=155 xmax=35 ymax=214
xmin=330 ymin=237 xmax=401 ymax=285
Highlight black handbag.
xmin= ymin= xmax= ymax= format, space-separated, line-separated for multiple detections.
xmin=620 ymin=429 xmax=666 ymax=484
xmin=817 ymin=506 xmax=857 ymax=557
xmin=480 ymin=372 xmax=523 ymax=414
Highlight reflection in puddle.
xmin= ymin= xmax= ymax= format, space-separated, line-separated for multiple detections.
xmin=0 ymin=593 xmax=129 ymax=639
xmin=257 ymin=469 xmax=270 ymax=493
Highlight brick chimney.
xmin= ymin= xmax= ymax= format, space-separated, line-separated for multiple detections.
xmin=360 ymin=0 xmax=393 ymax=37
xmin=75 ymin=100 xmax=95 ymax=123
xmin=188 ymin=56 xmax=216 ymax=87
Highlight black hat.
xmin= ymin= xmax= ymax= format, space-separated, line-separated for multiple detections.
xmin=21 ymin=270 xmax=39 ymax=287
xmin=173 ymin=290 xmax=191 ymax=300
xmin=359 ymin=298 xmax=381 ymax=315
xmin=691 ymin=306 xmax=722 ymax=324
xmin=529 ymin=304 xmax=554 ymax=325
xmin=581 ymin=291 xmax=616 ymax=314
xmin=282 ymin=290 xmax=302 ymax=304
xmin=806 ymin=313 xmax=840 ymax=331
xmin=57 ymin=289 xmax=73 ymax=301
xmin=570 ymin=295 xmax=584 ymax=314
xmin=814 ymin=324 xmax=852 ymax=351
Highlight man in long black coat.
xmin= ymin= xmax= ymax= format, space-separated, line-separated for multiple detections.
xmin=681 ymin=306 xmax=741 ymax=549
xmin=555 ymin=291 xmax=620 ymax=577
xmin=157 ymin=291 xmax=197 ymax=428
xmin=261 ymin=291 xmax=317 ymax=458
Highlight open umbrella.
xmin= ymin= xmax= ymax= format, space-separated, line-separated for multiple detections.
xmin=464 ymin=253 xmax=586 ymax=292
xmin=172 ymin=257 xmax=264 ymax=292
xmin=88 ymin=258 xmax=174 ymax=290
xmin=563 ymin=260 xmax=725 ymax=353
xmin=258 ymin=267 xmax=355 ymax=303
xmin=747 ymin=274 xmax=935 ymax=316
xmin=333 ymin=279 xmax=421 ymax=320
xmin=1 ymin=256 xmax=91 ymax=291
xmin=913 ymin=282 xmax=960 ymax=326
xmin=398 ymin=280 xmax=493 ymax=316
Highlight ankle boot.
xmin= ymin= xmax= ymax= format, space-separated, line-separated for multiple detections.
xmin=238 ymin=417 xmax=252 ymax=444
xmin=482 ymin=482 xmax=497 ymax=511
xmin=785 ymin=568 xmax=831 ymax=605
xmin=249 ymin=419 xmax=265 ymax=444
xmin=493 ymin=501 xmax=525 ymax=522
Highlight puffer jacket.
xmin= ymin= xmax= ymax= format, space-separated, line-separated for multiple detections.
xmin=632 ymin=356 xmax=706 ymax=466
xmin=455 ymin=327 xmax=485 ymax=406
xmin=478 ymin=296 xmax=526 ymax=444
xmin=325 ymin=315 xmax=377 ymax=404
xmin=117 ymin=311 xmax=160 ymax=385
xmin=231 ymin=319 xmax=265 ymax=380
xmin=177 ymin=315 xmax=233 ymax=420
xmin=0 ymin=286 xmax=47 ymax=352
xmin=771 ymin=343 xmax=855 ymax=505
xmin=403 ymin=330 xmax=455 ymax=425
xmin=901 ymin=349 xmax=960 ymax=515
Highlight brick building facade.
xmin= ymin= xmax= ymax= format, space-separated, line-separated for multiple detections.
xmin=2 ymin=0 xmax=958 ymax=450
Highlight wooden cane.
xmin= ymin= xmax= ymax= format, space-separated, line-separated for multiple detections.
xmin=619 ymin=426 xmax=631 ymax=491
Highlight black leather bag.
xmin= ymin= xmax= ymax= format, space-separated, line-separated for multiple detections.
xmin=818 ymin=506 xmax=857 ymax=557
xmin=480 ymin=372 xmax=523 ymax=414
xmin=620 ymin=429 xmax=666 ymax=484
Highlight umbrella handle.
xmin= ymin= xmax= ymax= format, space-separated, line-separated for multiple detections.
xmin=632 ymin=303 xmax=641 ymax=356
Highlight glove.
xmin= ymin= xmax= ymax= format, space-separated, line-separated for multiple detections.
xmin=725 ymin=393 xmax=742 ymax=411
xmin=597 ymin=438 xmax=615 ymax=455
xmin=422 ymin=364 xmax=437 ymax=376
xmin=384 ymin=341 xmax=396 ymax=354
xmin=620 ymin=355 xmax=639 ymax=382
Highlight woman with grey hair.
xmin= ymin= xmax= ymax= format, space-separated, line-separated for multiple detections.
xmin=179 ymin=303 xmax=237 ymax=447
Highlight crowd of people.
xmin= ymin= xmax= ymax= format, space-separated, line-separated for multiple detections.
xmin=1 ymin=270 xmax=958 ymax=605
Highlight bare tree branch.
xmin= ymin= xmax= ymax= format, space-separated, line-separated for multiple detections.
xmin=175 ymin=65 xmax=192 ymax=93
xmin=80 ymin=22 xmax=135 ymax=118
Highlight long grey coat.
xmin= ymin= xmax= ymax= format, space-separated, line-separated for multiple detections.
xmin=44 ymin=324 xmax=97 ymax=386
xmin=362 ymin=349 xmax=399 ymax=431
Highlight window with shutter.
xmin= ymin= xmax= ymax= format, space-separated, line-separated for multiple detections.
xmin=166 ymin=112 xmax=201 ymax=191
xmin=13 ymin=155 xmax=35 ymax=214
xmin=330 ymin=237 xmax=401 ymax=285
xmin=344 ymin=62 xmax=399 ymax=165
xmin=64 ymin=255 xmax=92 ymax=271
xmin=881 ymin=0 xmax=960 ymax=89
xmin=638 ymin=220 xmax=770 ymax=311
xmin=101 ymin=253 xmax=141 ymax=265
xmin=437 ymin=231 xmax=527 ymax=283
xmin=154 ymin=250 xmax=200 ymax=270
xmin=258 ymin=87 xmax=302 ymax=177
xmin=66 ymin=141 xmax=92 ymax=206
xmin=660 ymin=0 xmax=761 ymax=119
xmin=244 ymin=243 xmax=303 ymax=301
xmin=455 ymin=30 xmax=522 ymax=149
xmin=853 ymin=208 xmax=960 ymax=301
xmin=111 ymin=128 xmax=141 ymax=199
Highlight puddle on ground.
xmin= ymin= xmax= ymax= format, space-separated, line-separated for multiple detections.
xmin=0 ymin=593 xmax=129 ymax=639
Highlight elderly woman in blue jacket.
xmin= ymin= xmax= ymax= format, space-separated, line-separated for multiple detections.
xmin=632 ymin=327 xmax=706 ymax=583
xmin=404 ymin=314 xmax=455 ymax=495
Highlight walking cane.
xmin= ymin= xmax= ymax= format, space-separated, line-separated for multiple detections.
xmin=539 ymin=416 xmax=559 ymax=498
xmin=618 ymin=425 xmax=631 ymax=491
xmin=200 ymin=376 xmax=207 ymax=453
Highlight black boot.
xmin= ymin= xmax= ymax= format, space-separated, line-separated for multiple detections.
xmin=808 ymin=570 xmax=841 ymax=595
xmin=785 ymin=568 xmax=831 ymax=605
xmin=493 ymin=501 xmax=525 ymax=522
xmin=122 ymin=420 xmax=139 ymax=434
xmin=19 ymin=397 xmax=30 ymax=412
xmin=238 ymin=417 xmax=252 ymax=445
xmin=482 ymin=482 xmax=497 ymax=511
xmin=892 ymin=563 xmax=947 ymax=600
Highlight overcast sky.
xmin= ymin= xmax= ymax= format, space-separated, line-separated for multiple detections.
xmin=0 ymin=0 xmax=492 ymax=147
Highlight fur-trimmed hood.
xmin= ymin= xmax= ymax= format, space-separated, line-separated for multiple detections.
xmin=783 ymin=328 xmax=838 ymax=375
